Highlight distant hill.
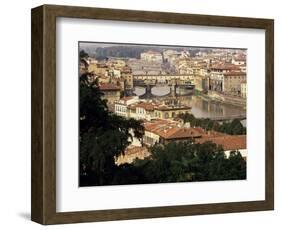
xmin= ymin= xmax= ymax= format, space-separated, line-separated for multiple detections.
xmin=79 ymin=42 xmax=218 ymax=60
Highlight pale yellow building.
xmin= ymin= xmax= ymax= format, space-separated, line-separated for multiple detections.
xmin=154 ymin=105 xmax=191 ymax=119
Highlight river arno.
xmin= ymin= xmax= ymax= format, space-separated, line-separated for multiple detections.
xmin=134 ymin=86 xmax=247 ymax=126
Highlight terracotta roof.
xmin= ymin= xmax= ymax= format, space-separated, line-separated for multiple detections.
xmin=129 ymin=102 xmax=159 ymax=111
xmin=192 ymin=127 xmax=225 ymax=138
xmin=144 ymin=119 xmax=179 ymax=133
xmin=195 ymin=135 xmax=246 ymax=151
xmin=144 ymin=119 xmax=202 ymax=140
xmin=159 ymin=127 xmax=202 ymax=140
xmin=99 ymin=83 xmax=120 ymax=91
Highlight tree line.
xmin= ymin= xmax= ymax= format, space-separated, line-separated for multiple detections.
xmin=178 ymin=113 xmax=246 ymax=135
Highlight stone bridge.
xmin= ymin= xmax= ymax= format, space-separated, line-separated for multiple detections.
xmin=132 ymin=74 xmax=197 ymax=99
xmin=133 ymin=74 xmax=195 ymax=85
xmin=134 ymin=81 xmax=194 ymax=99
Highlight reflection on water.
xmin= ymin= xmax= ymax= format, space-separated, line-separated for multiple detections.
xmin=151 ymin=86 xmax=170 ymax=96
xmin=183 ymin=96 xmax=246 ymax=119
xmin=134 ymin=87 xmax=146 ymax=96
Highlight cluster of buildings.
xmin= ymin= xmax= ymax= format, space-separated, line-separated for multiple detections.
xmin=79 ymin=46 xmax=247 ymax=165
xmin=137 ymin=49 xmax=247 ymax=98
xmin=140 ymin=50 xmax=163 ymax=63
xmin=208 ymin=63 xmax=247 ymax=97
xmin=80 ymin=57 xmax=134 ymax=90
xmin=80 ymin=48 xmax=247 ymax=100
xmin=112 ymin=96 xmax=246 ymax=165
xmin=115 ymin=118 xmax=246 ymax=165
xmin=114 ymin=96 xmax=191 ymax=121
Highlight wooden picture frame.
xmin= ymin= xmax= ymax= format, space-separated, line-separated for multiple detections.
xmin=31 ymin=4 xmax=274 ymax=225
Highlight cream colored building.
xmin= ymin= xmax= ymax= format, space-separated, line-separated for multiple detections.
xmin=140 ymin=51 xmax=163 ymax=63
xmin=154 ymin=105 xmax=191 ymax=119
xmin=127 ymin=102 xmax=160 ymax=121
xmin=223 ymin=72 xmax=246 ymax=96
xmin=114 ymin=96 xmax=139 ymax=117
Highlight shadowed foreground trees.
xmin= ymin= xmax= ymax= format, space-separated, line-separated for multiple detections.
xmin=79 ymin=74 xmax=144 ymax=186
xmin=132 ymin=141 xmax=246 ymax=184
xmin=79 ymin=76 xmax=247 ymax=186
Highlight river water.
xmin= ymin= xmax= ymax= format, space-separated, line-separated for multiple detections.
xmin=134 ymin=86 xmax=247 ymax=126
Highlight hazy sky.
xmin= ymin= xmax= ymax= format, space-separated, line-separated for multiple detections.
xmin=79 ymin=41 xmax=246 ymax=52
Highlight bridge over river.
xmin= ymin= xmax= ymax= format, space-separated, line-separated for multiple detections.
xmin=132 ymin=80 xmax=246 ymax=126
xmin=133 ymin=79 xmax=194 ymax=98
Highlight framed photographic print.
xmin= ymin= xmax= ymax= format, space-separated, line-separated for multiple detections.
xmin=31 ymin=4 xmax=274 ymax=225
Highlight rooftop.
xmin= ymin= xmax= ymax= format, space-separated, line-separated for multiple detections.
xmin=144 ymin=119 xmax=202 ymax=140
xmin=99 ymin=83 xmax=121 ymax=91
xmin=195 ymin=135 xmax=246 ymax=151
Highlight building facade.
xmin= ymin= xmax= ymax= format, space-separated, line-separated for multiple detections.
xmin=223 ymin=72 xmax=246 ymax=96
xmin=140 ymin=51 xmax=163 ymax=63
xmin=99 ymin=83 xmax=121 ymax=110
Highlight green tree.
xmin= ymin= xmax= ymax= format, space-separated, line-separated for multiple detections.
xmin=79 ymin=49 xmax=89 ymax=59
xmin=178 ymin=113 xmax=246 ymax=135
xmin=79 ymin=74 xmax=144 ymax=185
xmin=230 ymin=119 xmax=246 ymax=135
xmin=133 ymin=141 xmax=246 ymax=183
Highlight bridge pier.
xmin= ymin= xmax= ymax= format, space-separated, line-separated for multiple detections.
xmin=170 ymin=84 xmax=176 ymax=97
xmin=145 ymin=85 xmax=152 ymax=97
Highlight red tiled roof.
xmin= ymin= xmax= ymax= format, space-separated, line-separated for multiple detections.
xmin=195 ymin=135 xmax=246 ymax=151
xmin=124 ymin=146 xmax=148 ymax=156
xmin=121 ymin=65 xmax=132 ymax=73
xmin=144 ymin=119 xmax=202 ymax=140
xmin=159 ymin=127 xmax=202 ymax=139
xmin=129 ymin=102 xmax=159 ymax=111
xmin=99 ymin=83 xmax=121 ymax=91
xmin=144 ymin=119 xmax=178 ymax=132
